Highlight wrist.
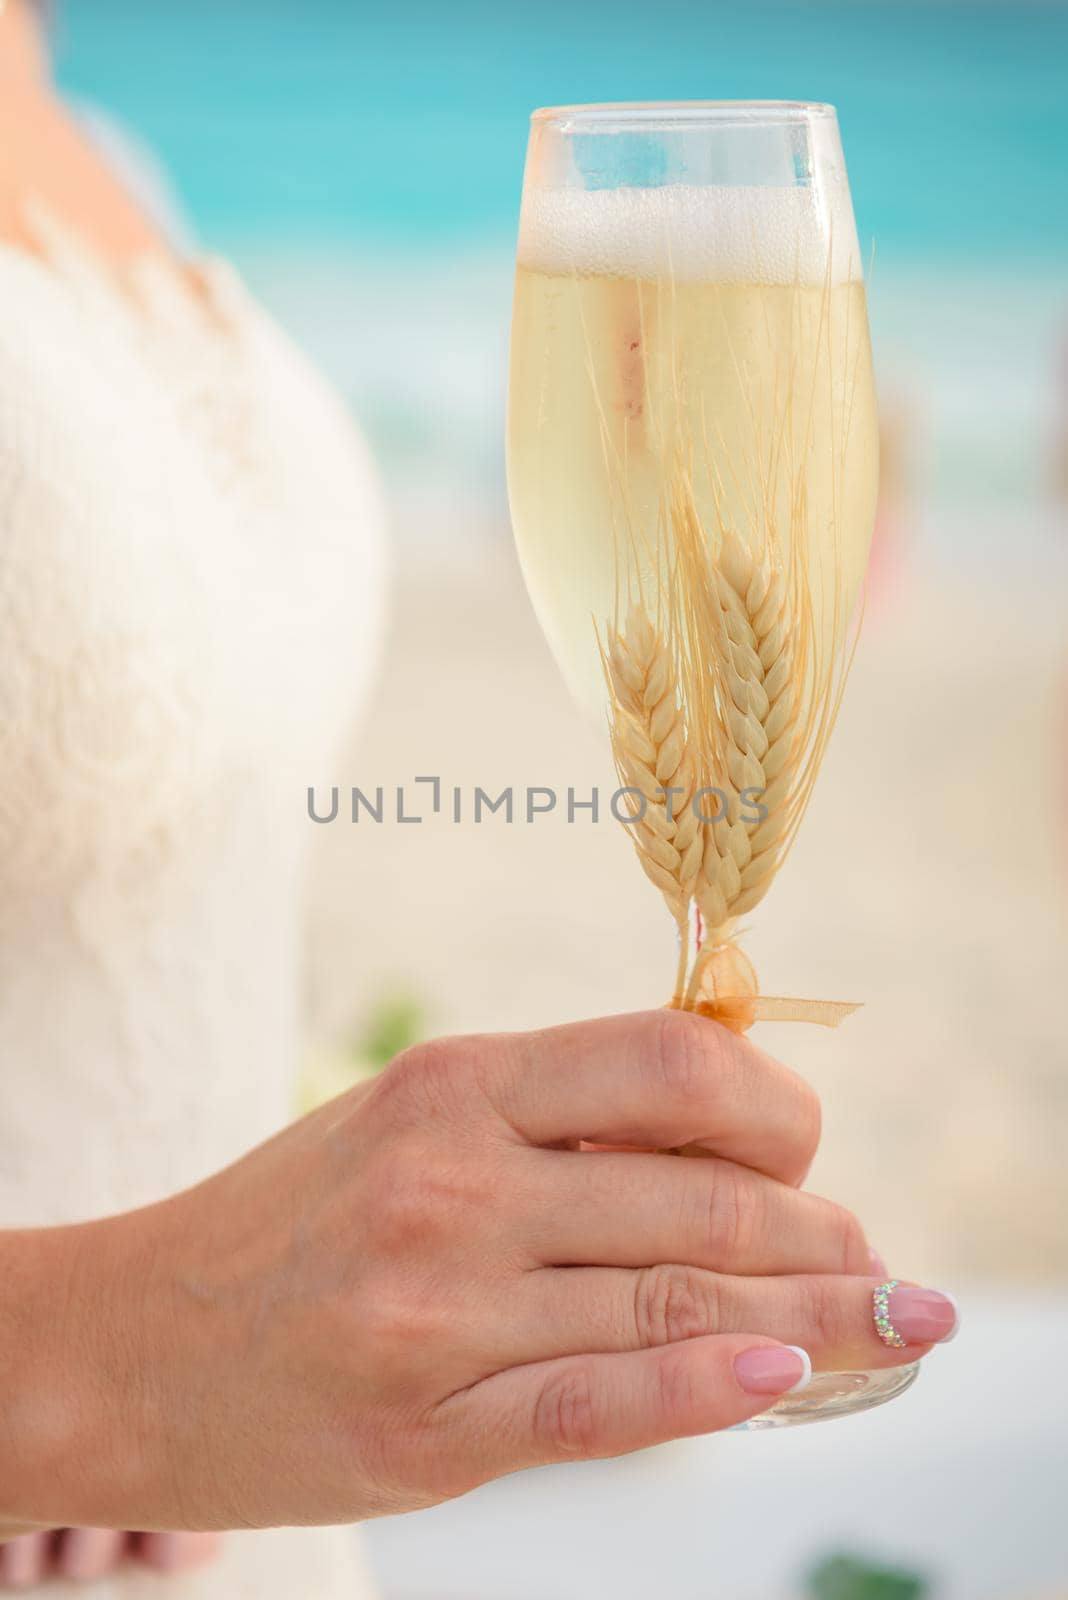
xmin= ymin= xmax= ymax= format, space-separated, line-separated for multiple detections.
xmin=0 ymin=1208 xmax=171 ymax=1529
xmin=0 ymin=1222 xmax=93 ymax=1525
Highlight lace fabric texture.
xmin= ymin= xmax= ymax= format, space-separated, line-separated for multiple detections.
xmin=0 ymin=217 xmax=387 ymax=1595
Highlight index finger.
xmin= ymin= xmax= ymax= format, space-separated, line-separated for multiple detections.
xmin=481 ymin=1010 xmax=821 ymax=1186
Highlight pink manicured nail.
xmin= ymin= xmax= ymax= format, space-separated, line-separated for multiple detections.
xmin=887 ymin=1286 xmax=960 ymax=1345
xmin=734 ymin=1344 xmax=812 ymax=1396
xmin=139 ymin=1532 xmax=222 ymax=1574
xmin=58 ymin=1528 xmax=126 ymax=1580
xmin=57 ymin=1528 xmax=120 ymax=1579
xmin=1 ymin=1532 xmax=48 ymax=1586
xmin=868 ymin=1247 xmax=889 ymax=1278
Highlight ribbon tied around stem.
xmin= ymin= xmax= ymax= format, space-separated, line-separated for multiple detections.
xmin=671 ymin=939 xmax=859 ymax=1036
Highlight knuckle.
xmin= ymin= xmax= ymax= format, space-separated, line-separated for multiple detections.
xmin=633 ymin=1263 xmax=719 ymax=1348
xmin=382 ymin=1033 xmax=523 ymax=1136
xmin=379 ymin=1037 xmax=469 ymax=1116
xmin=357 ymin=1273 xmax=434 ymax=1363
xmin=698 ymin=1161 xmax=752 ymax=1265
xmin=338 ymin=1409 xmax=427 ymax=1510
xmin=654 ymin=1346 xmax=699 ymax=1431
xmin=828 ymin=1201 xmax=868 ymax=1273
xmin=532 ymin=1364 xmax=600 ymax=1457
xmin=461 ymin=1032 xmax=535 ymax=1133
xmin=372 ymin=1164 xmax=442 ymax=1249
xmin=645 ymin=1009 xmax=722 ymax=1107
xmin=369 ymin=1149 xmax=490 ymax=1257
xmin=800 ymin=1274 xmax=851 ymax=1351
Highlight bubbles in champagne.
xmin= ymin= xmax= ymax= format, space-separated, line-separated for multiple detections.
xmin=517 ymin=182 xmax=862 ymax=286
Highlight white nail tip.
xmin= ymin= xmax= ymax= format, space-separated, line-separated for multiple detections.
xmin=785 ymin=1345 xmax=813 ymax=1392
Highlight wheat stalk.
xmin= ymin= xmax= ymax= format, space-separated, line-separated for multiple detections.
xmin=686 ymin=511 xmax=800 ymax=1002
xmin=604 ymin=469 xmax=840 ymax=1014
xmin=605 ymin=607 xmax=703 ymax=1004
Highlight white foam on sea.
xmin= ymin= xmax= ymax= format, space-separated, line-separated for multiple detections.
xmin=517 ymin=182 xmax=862 ymax=285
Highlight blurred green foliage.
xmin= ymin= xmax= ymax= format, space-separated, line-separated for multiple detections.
xmin=806 ymin=1553 xmax=929 ymax=1600
xmin=356 ymin=991 xmax=427 ymax=1069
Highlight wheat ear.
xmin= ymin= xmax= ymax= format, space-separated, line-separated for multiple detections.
xmin=647 ymin=473 xmax=799 ymax=1004
xmin=695 ymin=527 xmax=797 ymax=938
xmin=606 ymin=607 xmax=703 ymax=1004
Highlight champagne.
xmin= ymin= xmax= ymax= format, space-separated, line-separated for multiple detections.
xmin=507 ymin=183 xmax=879 ymax=714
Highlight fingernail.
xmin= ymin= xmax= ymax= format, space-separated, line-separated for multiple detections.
xmin=58 ymin=1528 xmax=120 ymax=1579
xmin=884 ymin=1286 xmax=960 ymax=1346
xmin=139 ymin=1532 xmax=222 ymax=1573
xmin=2 ymin=1533 xmax=47 ymax=1586
xmin=734 ymin=1344 xmax=812 ymax=1396
xmin=868 ymin=1247 xmax=889 ymax=1278
xmin=59 ymin=1528 xmax=126 ymax=1580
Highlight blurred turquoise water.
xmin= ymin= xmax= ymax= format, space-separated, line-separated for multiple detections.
xmin=50 ymin=2 xmax=1068 ymax=564
xmin=55 ymin=0 xmax=1068 ymax=259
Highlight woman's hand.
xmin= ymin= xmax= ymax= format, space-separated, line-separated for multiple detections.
xmin=2 ymin=1011 xmax=957 ymax=1535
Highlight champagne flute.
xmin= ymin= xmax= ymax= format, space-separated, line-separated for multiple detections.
xmin=506 ymin=101 xmax=917 ymax=1426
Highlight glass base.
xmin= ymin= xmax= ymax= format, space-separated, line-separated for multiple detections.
xmin=744 ymin=1362 xmax=921 ymax=1429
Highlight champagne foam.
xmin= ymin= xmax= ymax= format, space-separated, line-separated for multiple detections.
xmin=517 ymin=182 xmax=861 ymax=286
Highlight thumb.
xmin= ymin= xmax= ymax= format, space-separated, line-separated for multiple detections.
xmin=439 ymin=1335 xmax=811 ymax=1476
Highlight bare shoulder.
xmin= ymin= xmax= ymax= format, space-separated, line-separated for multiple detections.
xmin=0 ymin=88 xmax=164 ymax=265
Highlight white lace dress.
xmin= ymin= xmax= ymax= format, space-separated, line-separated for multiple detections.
xmin=0 ymin=216 xmax=387 ymax=1597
